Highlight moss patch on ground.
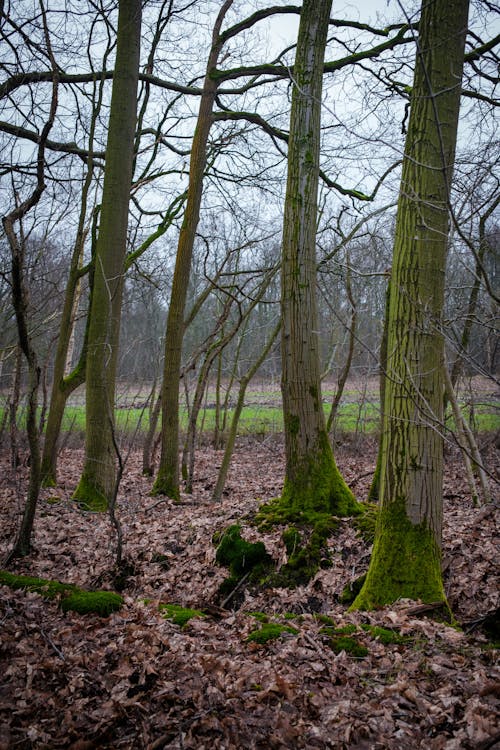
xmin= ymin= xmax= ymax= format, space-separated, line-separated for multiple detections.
xmin=360 ymin=624 xmax=408 ymax=645
xmin=326 ymin=635 xmax=369 ymax=657
xmin=246 ymin=611 xmax=269 ymax=622
xmin=268 ymin=518 xmax=338 ymax=588
xmin=214 ymin=524 xmax=274 ymax=606
xmin=159 ymin=603 xmax=206 ymax=627
xmin=243 ymin=610 xmax=408 ymax=654
xmin=353 ymin=503 xmax=378 ymax=544
xmin=246 ymin=621 xmax=299 ymax=645
xmin=0 ymin=570 xmax=123 ymax=616
xmin=61 ymin=590 xmax=123 ymax=616
xmin=318 ymin=622 xmax=407 ymax=655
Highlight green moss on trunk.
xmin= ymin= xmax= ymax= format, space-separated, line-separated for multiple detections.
xmin=41 ymin=475 xmax=57 ymax=489
xmin=151 ymin=468 xmax=180 ymax=502
xmin=72 ymin=473 xmax=109 ymax=512
xmin=261 ymin=432 xmax=362 ymax=524
xmin=350 ymin=502 xmax=449 ymax=615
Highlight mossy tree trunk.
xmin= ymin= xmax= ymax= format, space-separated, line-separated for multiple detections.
xmin=280 ymin=0 xmax=359 ymax=518
xmin=73 ymin=0 xmax=141 ymax=511
xmin=352 ymin=0 xmax=470 ymax=611
xmin=367 ymin=275 xmax=390 ymax=503
xmin=152 ymin=0 xmax=233 ymax=500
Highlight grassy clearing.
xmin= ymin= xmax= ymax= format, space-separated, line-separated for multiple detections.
xmin=1 ymin=387 xmax=497 ymax=439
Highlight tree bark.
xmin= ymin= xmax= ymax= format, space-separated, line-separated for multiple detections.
xmin=41 ymin=243 xmax=88 ymax=486
xmin=41 ymin=83 xmax=103 ymax=487
xmin=152 ymin=1 xmax=233 ymax=500
xmin=367 ymin=275 xmax=391 ymax=503
xmin=73 ymin=0 xmax=141 ymax=510
xmin=279 ymin=0 xmax=359 ymax=518
xmin=1 ymin=1 xmax=58 ymax=560
xmin=353 ymin=0 xmax=470 ymax=611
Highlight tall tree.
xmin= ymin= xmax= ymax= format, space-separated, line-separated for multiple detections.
xmin=278 ymin=0 xmax=360 ymax=518
xmin=73 ymin=0 xmax=141 ymax=510
xmin=352 ymin=0 xmax=470 ymax=611
xmin=152 ymin=0 xmax=233 ymax=500
xmin=2 ymin=0 xmax=58 ymax=558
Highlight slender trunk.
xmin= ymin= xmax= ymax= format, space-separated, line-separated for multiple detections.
xmin=3 ymin=232 xmax=42 ymax=559
xmin=213 ymin=325 xmax=225 ymax=450
xmin=2 ymin=3 xmax=58 ymax=560
xmin=142 ymin=385 xmax=161 ymax=476
xmin=367 ymin=275 xmax=391 ymax=503
xmin=326 ymin=251 xmax=357 ymax=433
xmin=9 ymin=344 xmax=22 ymax=469
xmin=42 ymin=60 xmax=105 ymax=487
xmin=444 ymin=362 xmax=490 ymax=506
xmin=212 ymin=322 xmax=280 ymax=502
xmin=152 ymin=1 xmax=233 ymax=499
xmin=41 ymin=258 xmax=87 ymax=485
xmin=183 ymin=355 xmax=213 ymax=494
xmin=449 ymin=197 xmax=499 ymax=391
xmin=182 ymin=298 xmax=235 ymax=492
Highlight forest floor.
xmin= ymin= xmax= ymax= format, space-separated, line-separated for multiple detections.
xmin=0 ymin=436 xmax=498 ymax=749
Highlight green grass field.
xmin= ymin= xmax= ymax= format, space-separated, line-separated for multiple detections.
xmin=1 ymin=394 xmax=498 ymax=439
xmin=51 ymin=400 xmax=380 ymax=436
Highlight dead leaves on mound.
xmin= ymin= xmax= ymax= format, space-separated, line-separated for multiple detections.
xmin=0 ymin=442 xmax=498 ymax=749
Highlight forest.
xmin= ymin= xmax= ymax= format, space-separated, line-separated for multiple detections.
xmin=0 ymin=0 xmax=499 ymax=747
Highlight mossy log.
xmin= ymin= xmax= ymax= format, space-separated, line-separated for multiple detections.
xmin=0 ymin=570 xmax=123 ymax=616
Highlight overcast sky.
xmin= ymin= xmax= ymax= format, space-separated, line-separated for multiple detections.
xmin=265 ymin=0 xmax=412 ymax=57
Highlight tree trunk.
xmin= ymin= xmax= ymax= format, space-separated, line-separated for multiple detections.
xmin=152 ymin=1 xmax=233 ymax=500
xmin=9 ymin=344 xmax=22 ymax=469
xmin=1 ymin=2 xmax=58 ymax=559
xmin=41 ymin=252 xmax=88 ymax=486
xmin=326 ymin=250 xmax=357 ymax=434
xmin=367 ymin=275 xmax=391 ymax=503
xmin=279 ymin=0 xmax=359 ymax=518
xmin=352 ymin=0 xmax=470 ymax=611
xmin=73 ymin=0 xmax=141 ymax=510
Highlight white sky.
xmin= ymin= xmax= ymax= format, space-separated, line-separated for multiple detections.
xmin=266 ymin=0 xmax=406 ymax=53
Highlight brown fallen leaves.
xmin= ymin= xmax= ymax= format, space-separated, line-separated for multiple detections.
xmin=0 ymin=438 xmax=498 ymax=749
